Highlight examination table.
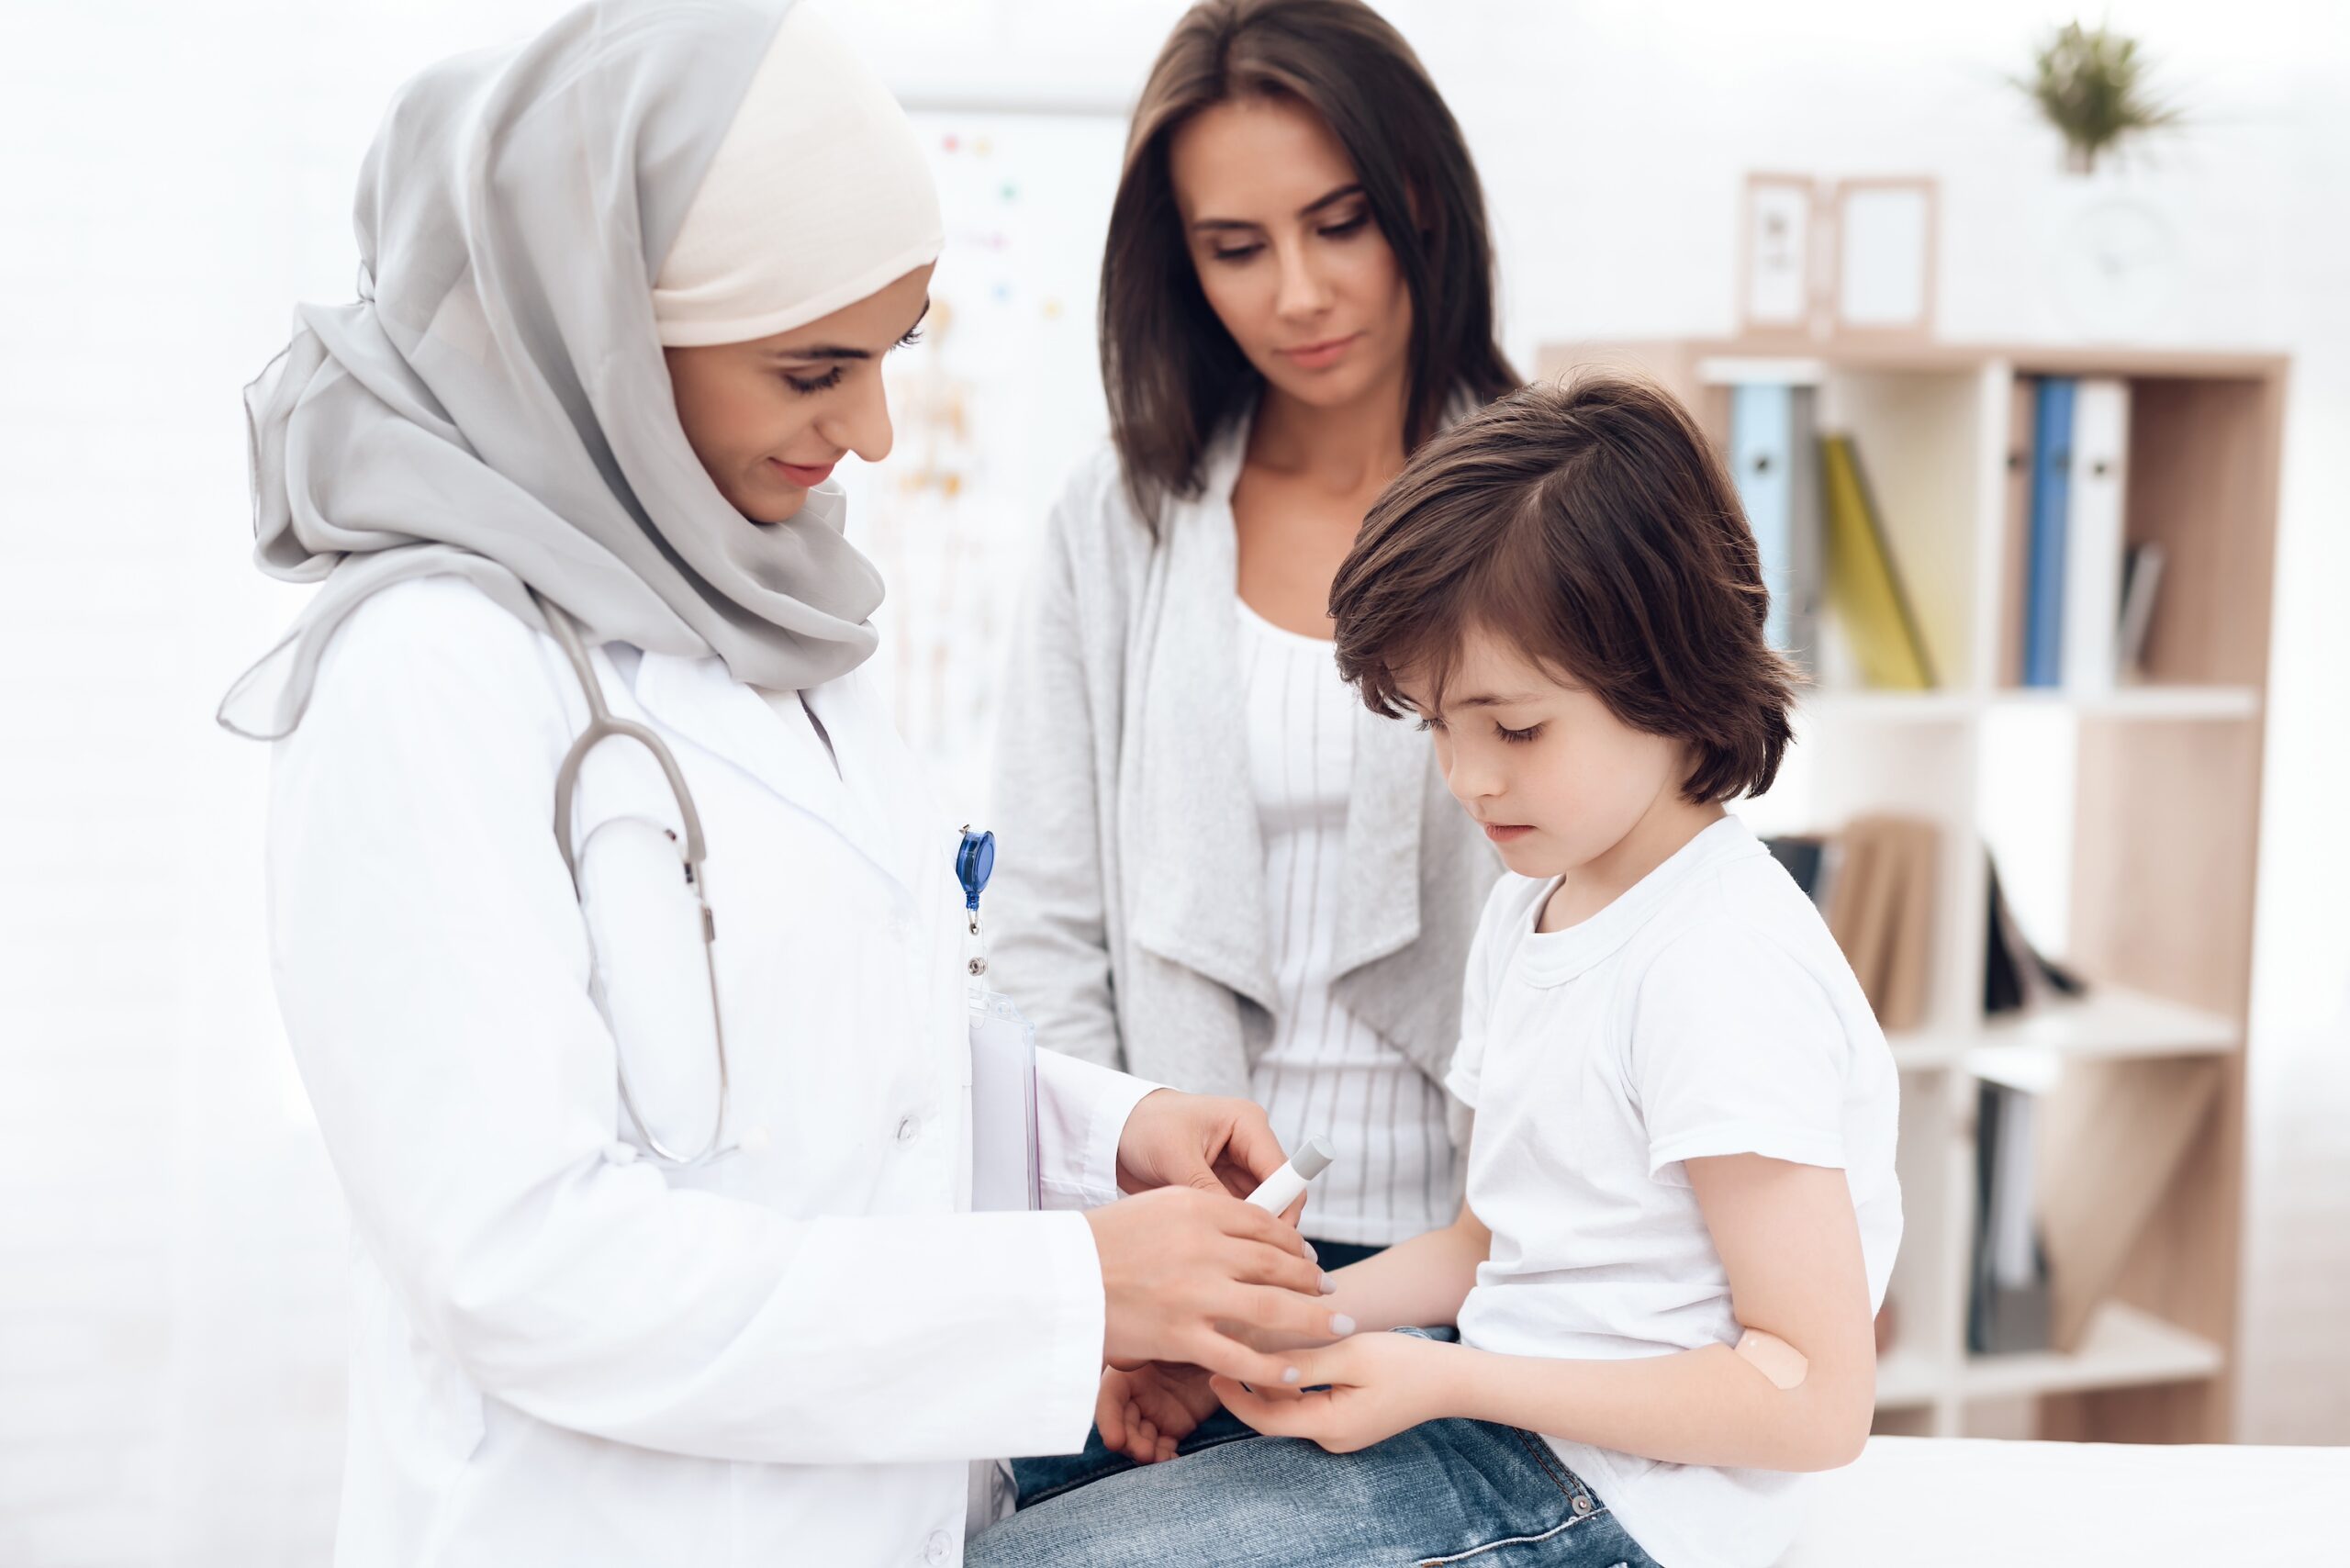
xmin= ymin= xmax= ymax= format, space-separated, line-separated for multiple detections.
xmin=1781 ymin=1435 xmax=2342 ymax=1564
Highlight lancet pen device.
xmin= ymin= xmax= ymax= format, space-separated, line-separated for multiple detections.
xmin=1244 ymin=1135 xmax=1336 ymax=1214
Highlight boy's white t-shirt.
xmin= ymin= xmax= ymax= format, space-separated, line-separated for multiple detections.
xmin=1449 ymin=814 xmax=1902 ymax=1568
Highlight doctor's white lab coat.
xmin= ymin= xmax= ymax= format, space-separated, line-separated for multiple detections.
xmin=265 ymin=576 xmax=1147 ymax=1567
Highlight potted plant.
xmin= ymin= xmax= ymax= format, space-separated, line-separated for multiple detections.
xmin=2016 ymin=21 xmax=2183 ymax=174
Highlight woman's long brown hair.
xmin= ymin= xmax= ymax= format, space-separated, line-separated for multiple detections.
xmin=1101 ymin=0 xmax=1519 ymax=531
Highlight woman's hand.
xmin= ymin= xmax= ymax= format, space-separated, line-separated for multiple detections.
xmin=1210 ymin=1330 xmax=1452 ymax=1454
xmin=1095 ymin=1361 xmax=1223 ymax=1465
xmin=1114 ymin=1090 xmax=1308 ymax=1226
xmin=1084 ymin=1186 xmax=1344 ymax=1384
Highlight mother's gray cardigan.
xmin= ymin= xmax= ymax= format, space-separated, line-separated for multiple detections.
xmin=988 ymin=428 xmax=1500 ymax=1105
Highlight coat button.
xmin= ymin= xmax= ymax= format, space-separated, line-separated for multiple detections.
xmin=923 ymin=1529 xmax=952 ymax=1564
xmin=896 ymin=1114 xmax=920 ymax=1144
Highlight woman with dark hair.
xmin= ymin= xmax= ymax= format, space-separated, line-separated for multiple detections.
xmin=989 ymin=0 xmax=1516 ymax=1499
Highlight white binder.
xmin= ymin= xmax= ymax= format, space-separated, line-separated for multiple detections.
xmin=2063 ymin=378 xmax=2132 ymax=696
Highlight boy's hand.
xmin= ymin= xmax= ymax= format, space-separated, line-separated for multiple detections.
xmin=1210 ymin=1330 xmax=1452 ymax=1454
xmin=1096 ymin=1361 xmax=1223 ymax=1465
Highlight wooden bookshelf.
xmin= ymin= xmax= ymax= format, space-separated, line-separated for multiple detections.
xmin=1540 ymin=337 xmax=2288 ymax=1444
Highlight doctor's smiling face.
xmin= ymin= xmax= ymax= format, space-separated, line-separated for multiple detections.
xmin=664 ymin=262 xmax=934 ymax=524
xmin=1168 ymin=94 xmax=1413 ymax=420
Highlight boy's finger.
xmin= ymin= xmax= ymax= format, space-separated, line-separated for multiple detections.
xmin=1094 ymin=1382 xmax=1123 ymax=1457
xmin=1136 ymin=1386 xmax=1196 ymax=1439
xmin=1209 ymin=1375 xmax=1326 ymax=1436
xmin=1219 ymin=1341 xmax=1333 ymax=1402
xmin=1182 ymin=1327 xmax=1308 ymax=1391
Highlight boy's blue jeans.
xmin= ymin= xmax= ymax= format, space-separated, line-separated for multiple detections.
xmin=976 ymin=1335 xmax=1660 ymax=1568
xmin=1008 ymin=1238 xmax=1386 ymax=1508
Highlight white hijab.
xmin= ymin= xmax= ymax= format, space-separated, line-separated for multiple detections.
xmin=221 ymin=0 xmax=943 ymax=739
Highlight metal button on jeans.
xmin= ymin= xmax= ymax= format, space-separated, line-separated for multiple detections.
xmin=923 ymin=1529 xmax=951 ymax=1565
xmin=1572 ymin=1494 xmax=1595 ymax=1517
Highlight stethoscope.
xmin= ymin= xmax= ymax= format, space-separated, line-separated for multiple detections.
xmin=534 ymin=590 xmax=993 ymax=1168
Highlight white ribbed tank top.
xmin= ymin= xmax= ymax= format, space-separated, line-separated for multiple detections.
xmin=1236 ymin=598 xmax=1456 ymax=1246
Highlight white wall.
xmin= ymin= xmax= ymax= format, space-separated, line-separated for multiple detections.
xmin=1 ymin=1 xmax=2343 ymax=1561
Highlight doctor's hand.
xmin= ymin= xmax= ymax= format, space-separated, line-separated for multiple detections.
xmin=1114 ymin=1089 xmax=1307 ymax=1224
xmin=1084 ymin=1187 xmax=1347 ymax=1388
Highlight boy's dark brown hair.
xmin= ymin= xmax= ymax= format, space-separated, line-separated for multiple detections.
xmin=1100 ymin=0 xmax=1518 ymax=531
xmin=1330 ymin=375 xmax=1798 ymax=803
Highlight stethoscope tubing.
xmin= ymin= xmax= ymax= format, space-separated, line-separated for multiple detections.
xmin=534 ymin=590 xmax=732 ymax=1168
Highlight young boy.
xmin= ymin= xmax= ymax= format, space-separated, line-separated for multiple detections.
xmin=968 ymin=376 xmax=1902 ymax=1568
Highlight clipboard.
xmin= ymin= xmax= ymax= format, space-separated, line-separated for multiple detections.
xmin=968 ymin=984 xmax=1042 ymax=1213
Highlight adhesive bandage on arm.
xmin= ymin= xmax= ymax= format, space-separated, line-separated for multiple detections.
xmin=1735 ymin=1327 xmax=1809 ymax=1389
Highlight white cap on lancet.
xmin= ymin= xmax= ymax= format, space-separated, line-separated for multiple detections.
xmin=652 ymin=4 xmax=945 ymax=346
xmin=1291 ymin=1136 xmax=1336 ymax=1181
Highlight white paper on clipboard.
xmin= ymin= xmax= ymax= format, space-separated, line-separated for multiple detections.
xmin=968 ymin=984 xmax=1042 ymax=1213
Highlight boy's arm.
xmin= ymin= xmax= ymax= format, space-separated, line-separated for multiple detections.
xmin=1451 ymin=1155 xmax=1875 ymax=1470
xmin=1183 ymin=1201 xmax=1487 ymax=1360
xmin=1218 ymin=1154 xmax=1876 ymax=1473
xmin=1323 ymin=1202 xmax=1490 ymax=1332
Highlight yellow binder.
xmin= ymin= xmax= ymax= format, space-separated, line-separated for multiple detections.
xmin=1820 ymin=433 xmax=1936 ymax=689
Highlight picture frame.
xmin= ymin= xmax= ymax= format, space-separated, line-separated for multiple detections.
xmin=1830 ymin=175 xmax=1939 ymax=342
xmin=1740 ymin=172 xmax=1824 ymax=342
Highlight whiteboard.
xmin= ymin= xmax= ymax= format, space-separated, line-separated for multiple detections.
xmin=838 ymin=109 xmax=1129 ymax=823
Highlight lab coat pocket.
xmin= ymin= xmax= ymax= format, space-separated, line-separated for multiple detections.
xmin=575 ymin=814 xmax=723 ymax=1159
xmin=353 ymin=1266 xmax=487 ymax=1510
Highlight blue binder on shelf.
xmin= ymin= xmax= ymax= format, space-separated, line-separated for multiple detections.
xmin=2023 ymin=377 xmax=2076 ymax=689
xmin=1729 ymin=382 xmax=1821 ymax=672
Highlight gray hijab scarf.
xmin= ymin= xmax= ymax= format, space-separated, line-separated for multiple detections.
xmin=220 ymin=0 xmax=889 ymax=739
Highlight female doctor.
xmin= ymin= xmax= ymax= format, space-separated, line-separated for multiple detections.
xmin=219 ymin=4 xmax=1339 ymax=1563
